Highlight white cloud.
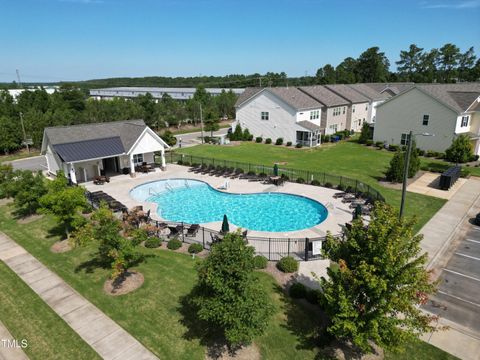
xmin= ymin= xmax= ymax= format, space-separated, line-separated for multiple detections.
xmin=420 ymin=0 xmax=480 ymax=9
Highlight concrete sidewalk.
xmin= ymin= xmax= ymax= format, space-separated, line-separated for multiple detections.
xmin=0 ymin=233 xmax=158 ymax=360
xmin=418 ymin=177 xmax=480 ymax=360
xmin=0 ymin=321 xmax=29 ymax=360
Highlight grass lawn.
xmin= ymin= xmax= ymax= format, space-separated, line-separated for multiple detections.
xmin=176 ymin=141 xmax=448 ymax=232
xmin=0 ymin=261 xmax=100 ymax=360
xmin=160 ymin=121 xmax=232 ymax=136
xmin=0 ymin=149 xmax=41 ymax=163
xmin=0 ymin=205 xmax=457 ymax=360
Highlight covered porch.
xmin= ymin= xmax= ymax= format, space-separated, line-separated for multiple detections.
xmin=296 ymin=130 xmax=320 ymax=147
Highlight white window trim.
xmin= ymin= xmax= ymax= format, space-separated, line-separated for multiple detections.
xmin=461 ymin=115 xmax=469 ymax=127
xmin=133 ymin=153 xmax=144 ymax=165
xmin=422 ymin=114 xmax=429 ymax=126
xmin=261 ymin=111 xmax=269 ymax=121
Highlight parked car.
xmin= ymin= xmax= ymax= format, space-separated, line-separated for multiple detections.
xmin=475 ymin=212 xmax=480 ymax=226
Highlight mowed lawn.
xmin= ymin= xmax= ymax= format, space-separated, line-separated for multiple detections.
xmin=0 ymin=205 xmax=457 ymax=360
xmin=177 ymin=141 xmax=450 ymax=232
xmin=0 ymin=262 xmax=100 ymax=360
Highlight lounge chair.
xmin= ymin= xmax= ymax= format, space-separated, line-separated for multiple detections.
xmin=186 ymin=224 xmax=200 ymax=237
xmin=168 ymin=225 xmax=182 ymax=237
xmin=333 ymin=192 xmax=346 ymax=199
xmin=218 ymin=180 xmax=229 ymax=190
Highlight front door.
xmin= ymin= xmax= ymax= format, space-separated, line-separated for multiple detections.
xmin=102 ymin=157 xmax=119 ymax=175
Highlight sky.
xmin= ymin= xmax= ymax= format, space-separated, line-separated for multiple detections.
xmin=0 ymin=0 xmax=479 ymax=82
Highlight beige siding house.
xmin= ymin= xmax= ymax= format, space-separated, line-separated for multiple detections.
xmin=373 ymin=84 xmax=480 ymax=155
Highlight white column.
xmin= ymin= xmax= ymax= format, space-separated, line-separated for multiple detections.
xmin=161 ymin=150 xmax=166 ymax=169
xmin=69 ymin=163 xmax=77 ymax=184
xmin=83 ymin=168 xmax=87 ymax=182
xmin=130 ymin=154 xmax=135 ymax=174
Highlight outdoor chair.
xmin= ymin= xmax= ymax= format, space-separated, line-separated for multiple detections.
xmin=168 ymin=225 xmax=182 ymax=237
xmin=186 ymin=224 xmax=200 ymax=237
xmin=333 ymin=192 xmax=346 ymax=199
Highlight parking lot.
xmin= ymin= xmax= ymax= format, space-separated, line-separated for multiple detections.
xmin=424 ymin=219 xmax=480 ymax=334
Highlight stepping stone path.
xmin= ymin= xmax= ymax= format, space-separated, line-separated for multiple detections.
xmin=0 ymin=232 xmax=158 ymax=360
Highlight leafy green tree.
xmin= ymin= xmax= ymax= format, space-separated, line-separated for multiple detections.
xmin=190 ymin=232 xmax=274 ymax=347
xmin=316 ymin=64 xmax=336 ymax=84
xmin=356 ymin=47 xmax=390 ymax=82
xmin=12 ymin=171 xmax=47 ymax=217
xmin=445 ymin=134 xmax=474 ymax=163
xmin=230 ymin=123 xmax=243 ymax=141
xmin=192 ymin=86 xmax=211 ymax=107
xmin=135 ymin=92 xmax=157 ymax=128
xmin=0 ymin=115 xmax=22 ymax=154
xmin=458 ymin=47 xmax=477 ymax=81
xmin=320 ymin=203 xmax=437 ymax=353
xmin=385 ymin=142 xmax=420 ymax=182
xmin=335 ymin=57 xmax=357 ymax=84
xmin=396 ymin=44 xmax=424 ymax=81
xmin=418 ymin=49 xmax=439 ymax=83
xmin=358 ymin=122 xmax=372 ymax=144
xmin=39 ymin=172 xmax=88 ymax=238
xmin=160 ymin=130 xmax=177 ymax=146
xmin=0 ymin=164 xmax=14 ymax=198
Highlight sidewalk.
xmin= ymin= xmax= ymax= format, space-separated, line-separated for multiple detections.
xmin=0 ymin=321 xmax=29 ymax=360
xmin=0 ymin=233 xmax=158 ymax=360
xmin=418 ymin=177 xmax=480 ymax=360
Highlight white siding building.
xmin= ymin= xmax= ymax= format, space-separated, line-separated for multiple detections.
xmin=373 ymin=84 xmax=480 ymax=155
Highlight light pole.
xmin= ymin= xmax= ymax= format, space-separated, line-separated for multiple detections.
xmin=399 ymin=131 xmax=434 ymax=219
xmin=199 ymin=103 xmax=204 ymax=144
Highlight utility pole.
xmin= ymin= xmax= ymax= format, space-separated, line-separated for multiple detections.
xmin=259 ymin=77 xmax=262 ymax=87
xmin=19 ymin=112 xmax=30 ymax=153
xmin=399 ymin=131 xmax=412 ymax=219
xmin=199 ymin=103 xmax=204 ymax=144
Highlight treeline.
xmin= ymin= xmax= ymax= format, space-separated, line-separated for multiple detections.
xmin=0 ymin=85 xmax=237 ymax=153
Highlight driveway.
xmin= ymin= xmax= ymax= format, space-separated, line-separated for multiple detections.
xmin=3 ymin=155 xmax=47 ymax=171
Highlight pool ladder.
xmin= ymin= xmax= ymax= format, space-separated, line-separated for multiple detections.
xmin=184 ymin=180 xmax=190 ymax=188
xmin=165 ymin=182 xmax=174 ymax=193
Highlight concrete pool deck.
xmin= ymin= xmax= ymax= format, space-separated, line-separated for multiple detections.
xmin=84 ymin=164 xmax=353 ymax=239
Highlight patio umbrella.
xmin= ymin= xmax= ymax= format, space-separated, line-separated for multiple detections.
xmin=273 ymin=163 xmax=279 ymax=176
xmin=221 ymin=214 xmax=230 ymax=234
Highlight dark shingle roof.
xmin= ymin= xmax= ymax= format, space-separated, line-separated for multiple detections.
xmin=417 ymin=84 xmax=480 ymax=113
xmin=44 ymin=119 xmax=146 ymax=151
xmin=347 ymin=84 xmax=389 ymax=101
xmin=297 ymin=121 xmax=321 ymax=132
xmin=324 ymin=84 xmax=370 ymax=103
xmin=268 ymin=87 xmax=322 ymax=110
xmin=298 ymin=86 xmax=349 ymax=107
xmin=53 ymin=137 xmax=125 ymax=162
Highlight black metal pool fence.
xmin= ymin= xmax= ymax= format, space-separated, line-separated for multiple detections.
xmin=164 ymin=151 xmax=385 ymax=203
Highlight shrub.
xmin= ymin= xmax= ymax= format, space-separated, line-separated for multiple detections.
xmin=417 ymin=149 xmax=426 ymax=156
xmin=365 ymin=140 xmax=374 ymax=146
xmin=277 ymin=256 xmax=299 ymax=273
xmin=306 ymin=288 xmax=321 ymax=304
xmin=358 ymin=122 xmax=372 ymax=144
xmin=255 ymin=137 xmax=263 ymax=143
xmin=183 ymin=161 xmax=190 ymax=166
xmin=275 ymin=138 xmax=284 ymax=145
xmin=324 ymin=182 xmax=333 ymax=188
xmin=235 ymin=168 xmax=244 ymax=174
xmin=188 ymin=243 xmax=203 ymax=254
xmin=311 ymin=179 xmax=320 ymax=186
xmin=253 ymin=255 xmax=268 ymax=269
xmin=177 ymin=159 xmax=183 ymax=165
xmin=425 ymin=150 xmax=435 ymax=157
xmin=144 ymin=237 xmax=161 ymax=248
xmin=375 ymin=141 xmax=383 ymax=148
xmin=258 ymin=172 xmax=267 ymax=178
xmin=167 ymin=238 xmax=182 ymax=250
xmin=295 ymin=143 xmax=303 ymax=148
xmin=286 ymin=141 xmax=292 ymax=147
xmin=230 ymin=124 xmax=243 ymax=141
xmin=247 ymin=170 xmax=256 ymax=176
xmin=242 ymin=128 xmax=252 ymax=141
xmin=160 ymin=130 xmax=177 ymax=146
xmin=436 ymin=152 xmax=445 ymax=159
xmin=280 ymin=174 xmax=289 ymax=181
xmin=337 ymin=183 xmax=345 ymax=191
xmin=445 ymin=134 xmax=474 ymax=163
xmin=324 ymin=135 xmax=331 ymax=143
xmin=289 ymin=282 xmax=307 ymax=299
xmin=389 ymin=144 xmax=399 ymax=152
xmin=296 ymin=177 xmax=305 ymax=184
xmin=265 ymin=138 xmax=272 ymax=144
xmin=471 ymin=155 xmax=480 ymax=162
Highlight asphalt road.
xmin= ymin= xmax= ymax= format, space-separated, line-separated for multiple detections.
xmin=174 ymin=128 xmax=230 ymax=148
xmin=423 ymin=217 xmax=480 ymax=334
xmin=4 ymin=155 xmax=47 ymax=171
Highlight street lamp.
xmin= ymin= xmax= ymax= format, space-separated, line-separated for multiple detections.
xmin=399 ymin=131 xmax=435 ymax=219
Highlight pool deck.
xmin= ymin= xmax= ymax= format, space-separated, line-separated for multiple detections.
xmin=83 ymin=164 xmax=353 ymax=239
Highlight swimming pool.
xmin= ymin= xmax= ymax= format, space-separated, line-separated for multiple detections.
xmin=130 ymin=179 xmax=328 ymax=232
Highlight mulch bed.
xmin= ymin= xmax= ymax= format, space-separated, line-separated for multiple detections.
xmin=103 ymin=271 xmax=144 ymax=296
xmin=50 ymin=240 xmax=73 ymax=253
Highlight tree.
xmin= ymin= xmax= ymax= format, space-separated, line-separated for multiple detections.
xmin=190 ymin=232 xmax=274 ymax=347
xmin=160 ymin=130 xmax=177 ymax=147
xmin=418 ymin=49 xmax=439 ymax=83
xmin=437 ymin=43 xmax=461 ymax=83
xmin=135 ymin=92 xmax=157 ymax=128
xmin=396 ymin=44 xmax=424 ymax=82
xmin=445 ymin=134 xmax=474 ymax=163
xmin=0 ymin=115 xmax=22 ymax=154
xmin=385 ymin=143 xmax=420 ymax=182
xmin=316 ymin=64 xmax=336 ymax=84
xmin=458 ymin=47 xmax=477 ymax=81
xmin=320 ymin=203 xmax=437 ymax=353
xmin=0 ymin=164 xmax=14 ymax=198
xmin=356 ymin=47 xmax=390 ymax=83
xmin=230 ymin=123 xmax=243 ymax=141
xmin=39 ymin=172 xmax=88 ymax=238
xmin=12 ymin=170 xmax=47 ymax=217
xmin=358 ymin=122 xmax=372 ymax=144
xmin=335 ymin=57 xmax=358 ymax=84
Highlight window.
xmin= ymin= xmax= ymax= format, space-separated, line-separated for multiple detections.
xmin=343 ymin=107 xmax=346 ymax=114
xmin=133 ymin=153 xmax=144 ymax=165
xmin=400 ymin=133 xmax=409 ymax=146
xmin=333 ymin=107 xmax=342 ymax=116
xmin=352 ymin=105 xmax=355 ymax=113
xmin=422 ymin=114 xmax=429 ymax=126
xmin=461 ymin=116 xmax=469 ymax=127
xmin=310 ymin=110 xmax=320 ymax=120
xmin=365 ymin=104 xmax=368 ymax=111
xmin=261 ymin=111 xmax=269 ymax=120
xmin=329 ymin=124 xmax=338 ymax=132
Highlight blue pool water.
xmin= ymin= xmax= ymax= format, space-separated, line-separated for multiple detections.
xmin=130 ymin=179 xmax=328 ymax=232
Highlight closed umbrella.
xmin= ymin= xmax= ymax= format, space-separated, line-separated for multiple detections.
xmin=221 ymin=214 xmax=230 ymax=234
xmin=273 ymin=163 xmax=279 ymax=176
